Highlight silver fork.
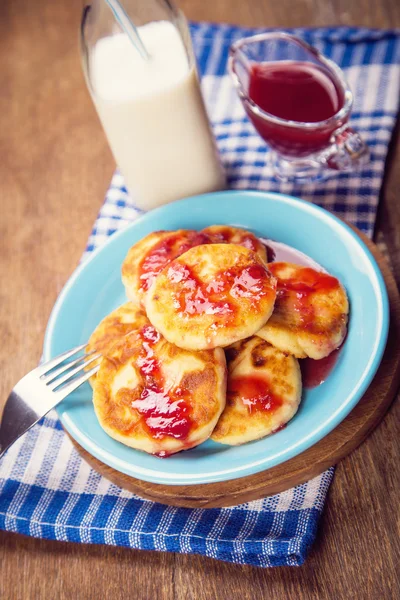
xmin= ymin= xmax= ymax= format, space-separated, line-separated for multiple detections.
xmin=0 ymin=344 xmax=101 ymax=459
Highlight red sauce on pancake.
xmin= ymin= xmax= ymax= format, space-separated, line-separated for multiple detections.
xmin=228 ymin=374 xmax=283 ymax=414
xmin=260 ymin=239 xmax=346 ymax=387
xmin=269 ymin=262 xmax=341 ymax=333
xmin=139 ymin=230 xmax=211 ymax=291
xmin=130 ymin=324 xmax=193 ymax=441
xmin=273 ymin=265 xmax=339 ymax=296
xmin=166 ymin=261 xmax=275 ymax=324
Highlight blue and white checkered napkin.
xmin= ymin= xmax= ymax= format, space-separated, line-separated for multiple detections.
xmin=1 ymin=26 xmax=399 ymax=568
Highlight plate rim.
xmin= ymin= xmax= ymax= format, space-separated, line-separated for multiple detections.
xmin=43 ymin=190 xmax=390 ymax=485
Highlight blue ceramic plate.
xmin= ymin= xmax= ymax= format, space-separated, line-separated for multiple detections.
xmin=43 ymin=191 xmax=389 ymax=485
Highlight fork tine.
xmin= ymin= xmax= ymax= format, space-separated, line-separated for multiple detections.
xmin=43 ymin=349 xmax=98 ymax=383
xmin=38 ymin=343 xmax=88 ymax=376
xmin=0 ymin=345 xmax=101 ymax=459
xmin=49 ymin=354 xmax=101 ymax=390
xmin=56 ymin=364 xmax=100 ymax=397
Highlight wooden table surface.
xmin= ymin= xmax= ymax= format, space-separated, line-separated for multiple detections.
xmin=1 ymin=1 xmax=399 ymax=598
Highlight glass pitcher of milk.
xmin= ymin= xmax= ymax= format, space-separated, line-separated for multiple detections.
xmin=81 ymin=0 xmax=226 ymax=210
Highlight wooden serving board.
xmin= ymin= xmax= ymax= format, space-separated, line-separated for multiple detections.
xmin=68 ymin=228 xmax=400 ymax=508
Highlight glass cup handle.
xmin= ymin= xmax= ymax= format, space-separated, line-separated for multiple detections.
xmin=324 ymin=125 xmax=370 ymax=172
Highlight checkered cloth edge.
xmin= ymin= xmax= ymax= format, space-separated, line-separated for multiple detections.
xmin=0 ymin=25 xmax=399 ymax=568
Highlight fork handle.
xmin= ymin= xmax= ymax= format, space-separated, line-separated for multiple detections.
xmin=0 ymin=390 xmax=43 ymax=459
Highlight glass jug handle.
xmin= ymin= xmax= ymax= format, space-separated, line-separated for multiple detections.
xmin=324 ymin=125 xmax=370 ymax=171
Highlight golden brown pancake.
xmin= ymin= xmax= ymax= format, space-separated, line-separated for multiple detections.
xmin=92 ymin=322 xmax=227 ymax=456
xmin=145 ymin=244 xmax=277 ymax=350
xmin=121 ymin=229 xmax=211 ymax=304
xmin=211 ymin=337 xmax=301 ymax=445
xmin=256 ymin=262 xmax=348 ymax=359
xmin=86 ymin=302 xmax=148 ymax=384
xmin=201 ymin=225 xmax=267 ymax=263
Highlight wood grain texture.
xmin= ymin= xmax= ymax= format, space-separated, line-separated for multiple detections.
xmin=0 ymin=0 xmax=399 ymax=599
xmin=68 ymin=229 xmax=400 ymax=508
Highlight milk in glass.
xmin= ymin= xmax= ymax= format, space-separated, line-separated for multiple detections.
xmin=90 ymin=21 xmax=225 ymax=209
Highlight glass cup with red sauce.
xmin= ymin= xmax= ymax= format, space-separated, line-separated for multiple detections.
xmin=229 ymin=32 xmax=369 ymax=181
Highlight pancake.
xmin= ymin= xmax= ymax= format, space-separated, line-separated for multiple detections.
xmin=145 ymin=244 xmax=277 ymax=350
xmin=211 ymin=337 xmax=301 ymax=445
xmin=201 ymin=225 xmax=267 ymax=263
xmin=256 ymin=262 xmax=348 ymax=359
xmin=92 ymin=322 xmax=227 ymax=456
xmin=121 ymin=229 xmax=211 ymax=304
xmin=86 ymin=302 xmax=148 ymax=384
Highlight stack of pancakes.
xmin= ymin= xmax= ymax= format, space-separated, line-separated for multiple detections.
xmin=88 ymin=226 xmax=348 ymax=457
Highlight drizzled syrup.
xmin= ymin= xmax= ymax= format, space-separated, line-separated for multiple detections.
xmin=139 ymin=230 xmax=211 ymax=291
xmin=274 ymin=266 xmax=339 ymax=297
xmin=128 ymin=324 xmax=193 ymax=440
xmin=269 ymin=262 xmax=341 ymax=335
xmin=228 ymin=374 xmax=283 ymax=414
xmin=261 ymin=239 xmax=345 ymax=388
xmin=139 ymin=229 xmax=270 ymax=294
xmin=167 ymin=260 xmax=274 ymax=323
